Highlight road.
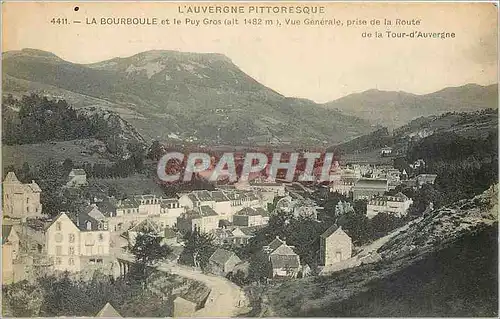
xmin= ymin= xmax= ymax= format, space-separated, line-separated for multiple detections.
xmin=119 ymin=252 xmax=249 ymax=317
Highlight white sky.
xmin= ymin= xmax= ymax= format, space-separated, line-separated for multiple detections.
xmin=2 ymin=2 xmax=498 ymax=102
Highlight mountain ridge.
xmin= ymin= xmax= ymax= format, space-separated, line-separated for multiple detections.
xmin=323 ymin=83 xmax=498 ymax=128
xmin=2 ymin=48 xmax=376 ymax=146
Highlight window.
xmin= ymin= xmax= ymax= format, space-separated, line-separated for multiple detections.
xmin=98 ymin=233 xmax=104 ymax=242
xmin=69 ymin=234 xmax=75 ymax=243
xmin=55 ymin=233 xmax=63 ymax=243
xmin=56 ymin=246 xmax=62 ymax=256
xmin=69 ymin=246 xmax=75 ymax=255
xmin=69 ymin=258 xmax=75 ymax=266
xmin=97 ymin=258 xmax=103 ymax=263
xmin=86 ymin=221 xmax=92 ymax=230
xmin=56 ymin=222 xmax=61 ymax=231
xmin=56 ymin=257 xmax=62 ymax=265
xmin=27 ymin=198 xmax=29 ymax=204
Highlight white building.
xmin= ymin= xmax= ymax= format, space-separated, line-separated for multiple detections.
xmin=108 ymin=196 xmax=184 ymax=231
xmin=319 ymin=225 xmax=352 ymax=266
xmin=366 ymin=192 xmax=413 ymax=219
xmin=232 ymin=207 xmax=269 ymax=227
xmin=178 ymin=190 xmax=263 ymax=222
xmin=3 ymin=172 xmax=43 ymax=219
xmin=66 ymin=169 xmax=88 ymax=188
xmin=176 ymin=206 xmax=219 ymax=233
xmin=46 ymin=212 xmax=111 ymax=272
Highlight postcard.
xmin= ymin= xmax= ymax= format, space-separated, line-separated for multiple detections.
xmin=1 ymin=1 xmax=498 ymax=317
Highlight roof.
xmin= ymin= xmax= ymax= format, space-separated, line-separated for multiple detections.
xmin=70 ymin=169 xmax=86 ymax=176
xmin=223 ymin=191 xmax=240 ymax=201
xmin=270 ymin=254 xmax=300 ymax=269
xmin=353 ymin=178 xmax=388 ymax=189
xmin=164 ymin=227 xmax=177 ymax=239
xmin=96 ymin=302 xmax=122 ymax=317
xmin=4 ymin=172 xmax=20 ymax=183
xmin=393 ymin=192 xmax=409 ymax=200
xmin=235 ymin=207 xmax=261 ymax=216
xmin=27 ymin=181 xmax=42 ymax=192
xmin=250 ymin=182 xmax=283 ymax=187
xmin=209 ymin=248 xmax=240 ymax=266
xmin=417 ymin=174 xmax=438 ymax=181
xmin=117 ymin=198 xmax=140 ymax=209
xmin=2 ymin=225 xmax=14 ymax=244
xmin=181 ymin=205 xmax=218 ymax=220
xmin=198 ymin=205 xmax=218 ymax=217
xmin=264 ymin=236 xmax=286 ymax=253
xmin=254 ymin=207 xmax=269 ymax=217
xmin=239 ymin=226 xmax=261 ymax=236
xmin=320 ymin=225 xmax=346 ymax=239
xmin=77 ymin=212 xmax=100 ymax=231
xmin=195 ymin=190 xmax=213 ymax=202
xmin=211 ymin=191 xmax=229 ymax=202
xmin=130 ymin=218 xmax=160 ymax=233
xmin=84 ymin=205 xmax=106 ymax=220
xmin=96 ymin=200 xmax=117 ymax=216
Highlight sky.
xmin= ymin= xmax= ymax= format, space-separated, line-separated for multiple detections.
xmin=2 ymin=2 xmax=498 ymax=103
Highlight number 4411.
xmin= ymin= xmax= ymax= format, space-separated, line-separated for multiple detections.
xmin=50 ymin=18 xmax=69 ymax=24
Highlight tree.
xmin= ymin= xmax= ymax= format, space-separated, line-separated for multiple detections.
xmin=178 ymin=229 xmax=216 ymax=269
xmin=62 ymin=159 xmax=74 ymax=175
xmin=130 ymin=227 xmax=172 ymax=283
xmin=147 ymin=140 xmax=165 ymax=161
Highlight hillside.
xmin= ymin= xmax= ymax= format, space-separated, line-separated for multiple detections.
xmin=2 ymin=48 xmax=375 ymax=146
xmin=323 ymin=84 xmax=498 ymax=128
xmin=331 ymin=108 xmax=498 ymax=159
xmin=263 ymin=185 xmax=498 ymax=317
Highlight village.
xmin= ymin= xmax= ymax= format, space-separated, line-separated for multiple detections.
xmin=1 ymin=145 xmax=439 ymax=317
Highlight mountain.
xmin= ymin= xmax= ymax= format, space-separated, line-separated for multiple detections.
xmin=2 ymin=48 xmax=376 ymax=146
xmin=323 ymin=84 xmax=498 ymax=128
xmin=330 ymin=108 xmax=498 ymax=159
xmin=262 ymin=185 xmax=498 ymax=317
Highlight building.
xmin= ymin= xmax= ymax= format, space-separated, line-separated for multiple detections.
xmin=2 ymin=225 xmax=20 ymax=284
xmin=329 ymin=178 xmax=357 ymax=196
xmin=66 ymin=169 xmax=88 ymax=187
xmin=96 ymin=302 xmax=122 ymax=317
xmin=380 ymin=147 xmax=393 ymax=157
xmin=3 ymin=172 xmax=43 ymax=219
xmin=176 ymin=206 xmax=219 ymax=233
xmin=319 ymin=225 xmax=352 ymax=266
xmin=232 ymin=207 xmax=269 ymax=227
xmin=249 ymin=182 xmax=286 ymax=197
xmin=207 ymin=248 xmax=241 ymax=276
xmin=416 ymin=174 xmax=438 ymax=187
xmin=366 ymin=192 xmax=413 ymax=219
xmin=351 ymin=178 xmax=388 ymax=200
xmin=263 ymin=237 xmax=301 ymax=278
xmin=109 ymin=196 xmax=185 ymax=232
xmin=178 ymin=189 xmax=263 ymax=222
xmin=134 ymin=194 xmax=161 ymax=215
xmin=46 ymin=212 xmax=111 ymax=272
xmin=159 ymin=198 xmax=185 ymax=227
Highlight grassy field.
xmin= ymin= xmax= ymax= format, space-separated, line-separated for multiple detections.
xmin=88 ymin=174 xmax=165 ymax=197
xmin=2 ymin=138 xmax=112 ymax=168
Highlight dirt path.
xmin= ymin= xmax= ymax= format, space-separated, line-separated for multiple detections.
xmin=119 ymin=253 xmax=249 ymax=317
